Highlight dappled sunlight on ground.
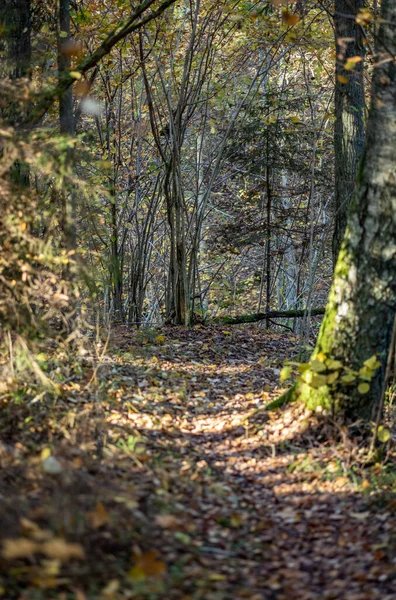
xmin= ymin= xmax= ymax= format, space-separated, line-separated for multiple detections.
xmin=0 ymin=325 xmax=395 ymax=599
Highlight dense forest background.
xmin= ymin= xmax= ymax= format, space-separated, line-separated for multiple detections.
xmin=1 ymin=0 xmax=347 ymax=332
xmin=0 ymin=1 xmax=395 ymax=599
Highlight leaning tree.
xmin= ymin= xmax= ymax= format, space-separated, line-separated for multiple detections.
xmin=291 ymin=0 xmax=396 ymax=422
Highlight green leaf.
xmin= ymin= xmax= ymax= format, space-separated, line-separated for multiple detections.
xmin=359 ymin=366 xmax=373 ymax=381
xmin=364 ymin=355 xmax=381 ymax=370
xmin=327 ymin=371 xmax=339 ymax=385
xmin=310 ymin=374 xmax=327 ymax=388
xmin=310 ymin=359 xmax=326 ymax=373
xmin=326 ymin=359 xmax=343 ymax=371
xmin=341 ymin=373 xmax=356 ymax=383
xmin=358 ymin=382 xmax=370 ymax=394
xmin=280 ymin=366 xmax=292 ymax=382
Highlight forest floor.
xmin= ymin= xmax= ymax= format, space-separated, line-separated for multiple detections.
xmin=0 ymin=325 xmax=395 ymax=600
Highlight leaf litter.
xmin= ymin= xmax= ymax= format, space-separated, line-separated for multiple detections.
xmin=0 ymin=325 xmax=395 ymax=599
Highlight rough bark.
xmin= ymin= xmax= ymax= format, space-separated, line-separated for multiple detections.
xmin=332 ymin=0 xmax=365 ymax=264
xmin=294 ymin=0 xmax=396 ymax=421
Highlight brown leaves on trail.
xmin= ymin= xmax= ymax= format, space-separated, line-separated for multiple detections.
xmin=0 ymin=325 xmax=395 ymax=598
xmin=128 ymin=550 xmax=167 ymax=581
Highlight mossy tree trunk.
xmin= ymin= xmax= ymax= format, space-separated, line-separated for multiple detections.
xmin=332 ymin=0 xmax=365 ymax=264
xmin=295 ymin=0 xmax=396 ymax=421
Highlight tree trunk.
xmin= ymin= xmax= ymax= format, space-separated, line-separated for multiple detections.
xmin=165 ymin=160 xmax=189 ymax=326
xmin=332 ymin=0 xmax=365 ymax=263
xmin=58 ymin=0 xmax=76 ymax=253
xmin=214 ymin=308 xmax=325 ymax=325
xmin=296 ymin=0 xmax=396 ymax=421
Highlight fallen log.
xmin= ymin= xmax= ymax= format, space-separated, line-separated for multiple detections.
xmin=213 ymin=307 xmax=325 ymax=325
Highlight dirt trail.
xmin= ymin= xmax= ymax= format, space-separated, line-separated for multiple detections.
xmin=0 ymin=326 xmax=395 ymax=599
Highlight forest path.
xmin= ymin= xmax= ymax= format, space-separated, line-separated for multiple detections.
xmin=0 ymin=326 xmax=395 ymax=599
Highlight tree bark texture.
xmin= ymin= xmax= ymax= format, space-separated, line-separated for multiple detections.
xmin=332 ymin=0 xmax=365 ymax=264
xmin=298 ymin=0 xmax=396 ymax=421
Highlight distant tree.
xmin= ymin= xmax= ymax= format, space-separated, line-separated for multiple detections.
xmin=58 ymin=0 xmax=77 ymax=255
xmin=294 ymin=0 xmax=396 ymax=422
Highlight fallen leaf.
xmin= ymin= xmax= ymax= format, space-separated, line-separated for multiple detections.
xmin=129 ymin=550 xmax=166 ymax=581
xmin=2 ymin=538 xmax=39 ymax=559
xmin=87 ymin=503 xmax=109 ymax=529
xmin=41 ymin=539 xmax=85 ymax=561
xmin=155 ymin=514 xmax=179 ymax=529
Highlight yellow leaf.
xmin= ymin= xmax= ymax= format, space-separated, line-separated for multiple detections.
xmin=337 ymin=75 xmax=349 ymax=84
xmin=156 ymin=335 xmax=166 ymax=344
xmin=70 ymin=71 xmax=82 ymax=80
xmin=335 ymin=476 xmax=349 ymax=488
xmin=222 ymin=330 xmax=232 ymax=336
xmin=344 ymin=56 xmax=362 ymax=71
xmin=209 ymin=573 xmax=227 ymax=581
xmin=356 ymin=9 xmax=373 ymax=25
xmin=2 ymin=538 xmax=39 ymax=559
xmin=41 ymin=538 xmax=85 ymax=561
xmin=377 ymin=426 xmax=391 ymax=443
xmin=41 ymin=447 xmax=51 ymax=460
